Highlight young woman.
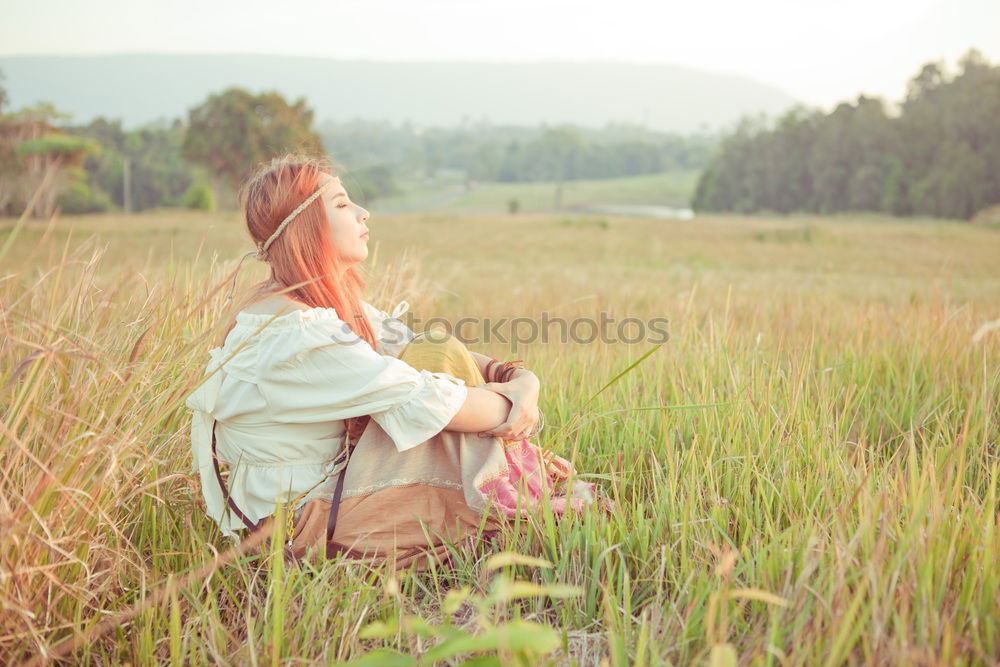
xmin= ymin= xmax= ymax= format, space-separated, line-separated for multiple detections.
xmin=186 ymin=154 xmax=595 ymax=568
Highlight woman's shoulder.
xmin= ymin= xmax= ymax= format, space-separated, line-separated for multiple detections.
xmin=221 ymin=299 xmax=344 ymax=362
xmin=241 ymin=293 xmax=312 ymax=316
xmin=238 ymin=295 xmax=400 ymax=321
xmin=214 ymin=305 xmax=350 ymax=379
xmin=233 ymin=292 xmax=342 ymax=330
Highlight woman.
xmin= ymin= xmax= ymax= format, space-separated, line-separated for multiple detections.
xmin=186 ymin=154 xmax=595 ymax=569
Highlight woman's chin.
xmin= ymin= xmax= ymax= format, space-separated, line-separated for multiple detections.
xmin=343 ymin=249 xmax=369 ymax=266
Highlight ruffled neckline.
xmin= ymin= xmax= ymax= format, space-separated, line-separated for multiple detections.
xmin=233 ymin=306 xmax=341 ymax=330
xmin=215 ymin=308 xmax=344 ymax=356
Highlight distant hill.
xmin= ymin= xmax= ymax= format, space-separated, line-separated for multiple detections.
xmin=0 ymin=54 xmax=797 ymax=133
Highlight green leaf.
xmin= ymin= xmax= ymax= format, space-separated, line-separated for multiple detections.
xmin=342 ymin=648 xmax=415 ymax=667
xmin=460 ymin=657 xmax=502 ymax=667
xmin=357 ymin=619 xmax=398 ymax=640
xmin=584 ymin=343 xmax=664 ymax=406
xmin=421 ymin=621 xmax=559 ymax=662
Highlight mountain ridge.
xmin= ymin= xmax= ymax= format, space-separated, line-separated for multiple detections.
xmin=0 ymin=54 xmax=798 ymax=133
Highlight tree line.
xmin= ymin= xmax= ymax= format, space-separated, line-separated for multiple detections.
xmin=0 ymin=83 xmax=328 ymax=217
xmin=0 ymin=74 xmax=713 ymax=218
xmin=693 ymin=50 xmax=1000 ymax=220
xmin=319 ymin=119 xmax=714 ymax=183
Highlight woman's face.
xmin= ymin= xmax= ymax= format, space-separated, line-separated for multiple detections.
xmin=319 ymin=174 xmax=370 ymax=268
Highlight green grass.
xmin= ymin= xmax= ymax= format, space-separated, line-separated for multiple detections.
xmin=377 ymin=170 xmax=700 ymax=215
xmin=1 ymin=208 xmax=998 ymax=664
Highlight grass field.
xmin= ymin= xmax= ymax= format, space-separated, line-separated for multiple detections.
xmin=2 ymin=207 xmax=999 ymax=664
xmin=377 ymin=171 xmax=700 ymax=214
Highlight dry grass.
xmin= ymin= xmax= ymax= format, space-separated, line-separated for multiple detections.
xmin=1 ymin=208 xmax=998 ymax=664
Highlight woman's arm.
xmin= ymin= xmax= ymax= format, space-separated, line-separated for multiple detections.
xmin=445 ymin=387 xmax=513 ymax=433
xmin=468 ymin=351 xmax=496 ymax=380
xmin=458 ymin=351 xmax=542 ymax=439
xmin=477 ymin=373 xmax=540 ymax=439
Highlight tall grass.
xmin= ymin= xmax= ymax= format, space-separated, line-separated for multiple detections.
xmin=1 ymin=209 xmax=998 ymax=664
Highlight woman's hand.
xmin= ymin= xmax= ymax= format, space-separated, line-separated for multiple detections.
xmin=477 ymin=370 xmax=541 ymax=440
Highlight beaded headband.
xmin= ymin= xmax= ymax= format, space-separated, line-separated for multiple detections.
xmin=256 ymin=178 xmax=338 ymax=261
xmin=225 ymin=178 xmax=338 ymax=301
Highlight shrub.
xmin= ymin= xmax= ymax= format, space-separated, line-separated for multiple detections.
xmin=57 ymin=181 xmax=114 ymax=214
xmin=183 ymin=183 xmax=216 ymax=211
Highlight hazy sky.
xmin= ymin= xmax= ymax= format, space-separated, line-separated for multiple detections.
xmin=1 ymin=0 xmax=997 ymax=108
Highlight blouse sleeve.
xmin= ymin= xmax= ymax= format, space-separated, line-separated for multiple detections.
xmin=256 ymin=315 xmax=467 ymax=452
xmin=362 ymin=300 xmax=415 ymax=358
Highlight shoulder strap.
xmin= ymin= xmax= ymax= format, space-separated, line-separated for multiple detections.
xmin=324 ymin=466 xmax=347 ymax=558
xmin=211 ymin=420 xmax=261 ymax=533
xmin=213 ymin=418 xmax=349 ymax=555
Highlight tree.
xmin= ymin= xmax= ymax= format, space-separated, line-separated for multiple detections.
xmin=17 ymin=131 xmax=100 ymax=218
xmin=692 ymin=51 xmax=1000 ymax=220
xmin=183 ymin=88 xmax=324 ymax=190
xmin=0 ymin=102 xmax=99 ymax=218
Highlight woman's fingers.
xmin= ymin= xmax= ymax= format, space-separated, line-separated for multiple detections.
xmin=479 ymin=421 xmax=520 ymax=438
xmin=515 ymin=407 xmax=540 ymax=438
xmin=479 ymin=407 xmax=539 ymax=439
xmin=479 ymin=418 xmax=519 ymax=439
xmin=476 ymin=381 xmax=540 ymax=439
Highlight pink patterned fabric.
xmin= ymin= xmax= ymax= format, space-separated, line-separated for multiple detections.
xmin=478 ymin=438 xmax=596 ymax=517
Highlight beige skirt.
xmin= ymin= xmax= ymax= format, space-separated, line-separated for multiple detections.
xmin=254 ymin=329 xmax=593 ymax=570
xmin=287 ymin=425 xmax=508 ymax=570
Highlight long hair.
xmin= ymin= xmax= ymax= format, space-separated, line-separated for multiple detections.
xmin=221 ymin=154 xmax=376 ymax=349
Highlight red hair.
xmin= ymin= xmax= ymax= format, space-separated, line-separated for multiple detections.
xmin=224 ymin=154 xmax=376 ymax=348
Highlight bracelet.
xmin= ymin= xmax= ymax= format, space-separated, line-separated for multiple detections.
xmin=484 ymin=358 xmax=525 ymax=384
xmin=525 ymin=408 xmax=545 ymax=439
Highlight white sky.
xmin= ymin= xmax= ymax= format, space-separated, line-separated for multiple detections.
xmin=1 ymin=0 xmax=997 ymax=108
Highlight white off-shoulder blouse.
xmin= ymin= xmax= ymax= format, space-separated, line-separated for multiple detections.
xmin=185 ymin=301 xmax=469 ymax=538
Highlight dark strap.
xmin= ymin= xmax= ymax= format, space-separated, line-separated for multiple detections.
xmin=324 ymin=467 xmax=348 ymax=558
xmin=211 ymin=420 xmax=260 ymax=533
xmin=213 ymin=418 xmax=349 ymax=556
